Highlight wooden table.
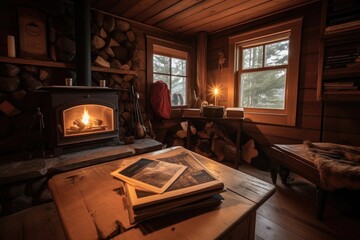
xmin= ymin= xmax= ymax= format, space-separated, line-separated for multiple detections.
xmin=49 ymin=146 xmax=275 ymax=240
xmin=182 ymin=116 xmax=243 ymax=169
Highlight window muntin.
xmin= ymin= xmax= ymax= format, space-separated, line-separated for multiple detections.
xmin=229 ymin=18 xmax=302 ymax=126
xmin=153 ymin=53 xmax=188 ymax=106
xmin=239 ymin=39 xmax=289 ymax=110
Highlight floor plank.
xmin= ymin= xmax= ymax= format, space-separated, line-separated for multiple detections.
xmin=238 ymin=163 xmax=360 ymax=240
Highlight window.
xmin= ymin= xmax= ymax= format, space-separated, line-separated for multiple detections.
xmin=229 ymin=18 xmax=302 ymax=126
xmin=153 ymin=48 xmax=187 ymax=106
xmin=146 ymin=36 xmax=191 ymax=107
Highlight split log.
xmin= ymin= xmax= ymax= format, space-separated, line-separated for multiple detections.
xmin=126 ymin=31 xmax=136 ymax=42
xmin=92 ymin=35 xmax=106 ymax=50
xmin=98 ymin=50 xmax=110 ymax=61
xmin=113 ymin=46 xmax=128 ymax=61
xmin=11 ymin=90 xmax=27 ymax=102
xmin=21 ymin=66 xmax=38 ymax=75
xmin=0 ymin=76 xmax=20 ymax=92
xmin=116 ymin=19 xmax=130 ymax=32
xmin=103 ymin=15 xmax=115 ymax=32
xmin=0 ymin=100 xmax=21 ymax=116
xmin=20 ymin=72 xmax=43 ymax=91
xmin=93 ymin=11 xmax=104 ymax=27
xmin=120 ymin=81 xmax=131 ymax=90
xmin=110 ymin=74 xmax=123 ymax=85
xmin=112 ymin=30 xmax=127 ymax=43
xmin=56 ymin=35 xmax=76 ymax=54
xmin=105 ymin=46 xmax=115 ymax=58
xmin=100 ymin=28 xmax=107 ymax=39
xmin=39 ymin=69 xmax=50 ymax=81
xmin=110 ymin=59 xmax=122 ymax=69
xmin=123 ymin=75 xmax=134 ymax=82
xmin=94 ymin=56 xmax=110 ymax=68
xmin=0 ymin=64 xmax=20 ymax=77
xmin=109 ymin=38 xmax=120 ymax=47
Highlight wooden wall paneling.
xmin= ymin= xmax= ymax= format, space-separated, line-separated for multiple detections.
xmin=144 ymin=0 xmax=199 ymax=25
xmin=322 ymin=131 xmax=360 ymax=146
xmin=167 ymin=0 xmax=264 ymax=33
xmin=243 ymin=123 xmax=320 ymax=143
xmin=298 ymin=88 xmax=318 ymax=103
xmin=132 ymin=0 xmax=183 ymax=23
xmin=298 ymin=57 xmax=319 ymax=89
xmin=323 ymin=102 xmax=360 ymax=118
xmin=297 ymin=101 xmax=322 ymax=116
xmin=155 ymin=0 xmax=224 ymax=29
xmin=183 ymin=0 xmax=318 ymax=36
xmin=121 ymin=0 xmax=160 ymax=19
xmin=243 ymin=130 xmax=303 ymax=146
xmin=108 ymin=0 xmax=143 ymax=16
xmin=296 ymin=114 xmax=322 ymax=130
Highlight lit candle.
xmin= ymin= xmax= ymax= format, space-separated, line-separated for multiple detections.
xmin=214 ymin=88 xmax=219 ymax=106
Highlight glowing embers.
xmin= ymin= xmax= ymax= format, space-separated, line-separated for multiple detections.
xmin=63 ymin=104 xmax=114 ymax=137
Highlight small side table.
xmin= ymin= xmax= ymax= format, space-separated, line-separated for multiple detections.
xmin=182 ymin=116 xmax=243 ymax=169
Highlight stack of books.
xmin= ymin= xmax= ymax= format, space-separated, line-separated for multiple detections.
xmin=111 ymin=148 xmax=225 ymax=224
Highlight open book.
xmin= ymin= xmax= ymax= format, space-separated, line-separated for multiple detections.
xmin=111 ymin=158 xmax=187 ymax=193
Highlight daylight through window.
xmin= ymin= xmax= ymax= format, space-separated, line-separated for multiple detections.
xmin=229 ymin=18 xmax=302 ymax=126
xmin=240 ymin=39 xmax=289 ymax=109
xmin=153 ymin=47 xmax=188 ymax=106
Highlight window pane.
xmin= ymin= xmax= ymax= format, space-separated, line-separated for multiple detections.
xmin=154 ymin=74 xmax=170 ymax=87
xmin=171 ymin=58 xmax=186 ymax=76
xmin=171 ymin=76 xmax=186 ymax=106
xmin=240 ymin=69 xmax=286 ymax=109
xmin=265 ymin=40 xmax=289 ymax=66
xmin=153 ymin=54 xmax=170 ymax=74
xmin=242 ymin=46 xmax=263 ymax=69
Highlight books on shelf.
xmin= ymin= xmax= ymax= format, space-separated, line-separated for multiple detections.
xmin=111 ymin=158 xmax=187 ymax=193
xmin=111 ymin=148 xmax=225 ymax=224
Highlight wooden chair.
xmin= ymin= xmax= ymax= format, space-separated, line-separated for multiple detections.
xmin=269 ymin=144 xmax=327 ymax=220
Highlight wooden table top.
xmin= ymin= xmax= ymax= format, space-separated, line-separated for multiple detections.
xmin=48 ymin=146 xmax=275 ymax=240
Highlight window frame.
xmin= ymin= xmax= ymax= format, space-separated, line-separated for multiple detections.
xmin=228 ymin=18 xmax=303 ymax=126
xmin=146 ymin=36 xmax=192 ymax=109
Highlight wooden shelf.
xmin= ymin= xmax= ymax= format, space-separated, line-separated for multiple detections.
xmin=0 ymin=56 xmax=75 ymax=69
xmin=0 ymin=56 xmax=138 ymax=75
xmin=91 ymin=66 xmax=137 ymax=75
xmin=323 ymin=67 xmax=360 ymax=80
xmin=323 ymin=91 xmax=360 ymax=101
xmin=324 ymin=19 xmax=360 ymax=36
xmin=317 ymin=0 xmax=360 ymax=101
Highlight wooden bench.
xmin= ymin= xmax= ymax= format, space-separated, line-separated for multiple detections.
xmin=269 ymin=144 xmax=327 ymax=220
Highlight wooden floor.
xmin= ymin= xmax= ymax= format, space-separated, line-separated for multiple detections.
xmin=238 ymin=163 xmax=360 ymax=240
xmin=1 ymin=163 xmax=359 ymax=240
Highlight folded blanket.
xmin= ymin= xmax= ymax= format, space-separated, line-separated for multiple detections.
xmin=304 ymin=141 xmax=360 ymax=190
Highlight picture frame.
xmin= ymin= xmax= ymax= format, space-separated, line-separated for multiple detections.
xmin=17 ymin=6 xmax=47 ymax=60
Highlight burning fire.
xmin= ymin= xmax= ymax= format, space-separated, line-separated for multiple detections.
xmin=82 ymin=109 xmax=90 ymax=125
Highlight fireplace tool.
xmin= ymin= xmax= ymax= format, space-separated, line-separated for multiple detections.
xmin=131 ymin=86 xmax=146 ymax=139
xmin=23 ymin=107 xmax=46 ymax=158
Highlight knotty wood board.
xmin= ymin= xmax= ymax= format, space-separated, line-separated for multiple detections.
xmin=0 ymin=202 xmax=66 ymax=240
xmin=49 ymin=146 xmax=275 ymax=240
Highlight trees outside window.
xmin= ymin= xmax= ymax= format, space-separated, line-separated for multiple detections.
xmin=153 ymin=54 xmax=187 ymax=106
xmin=229 ymin=18 xmax=302 ymax=126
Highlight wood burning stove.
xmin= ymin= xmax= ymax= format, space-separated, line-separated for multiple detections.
xmin=33 ymin=86 xmax=119 ymax=156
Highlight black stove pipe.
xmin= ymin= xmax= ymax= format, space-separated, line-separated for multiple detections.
xmin=74 ymin=0 xmax=92 ymax=86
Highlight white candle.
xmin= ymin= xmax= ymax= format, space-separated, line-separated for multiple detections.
xmin=7 ymin=35 xmax=16 ymax=57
